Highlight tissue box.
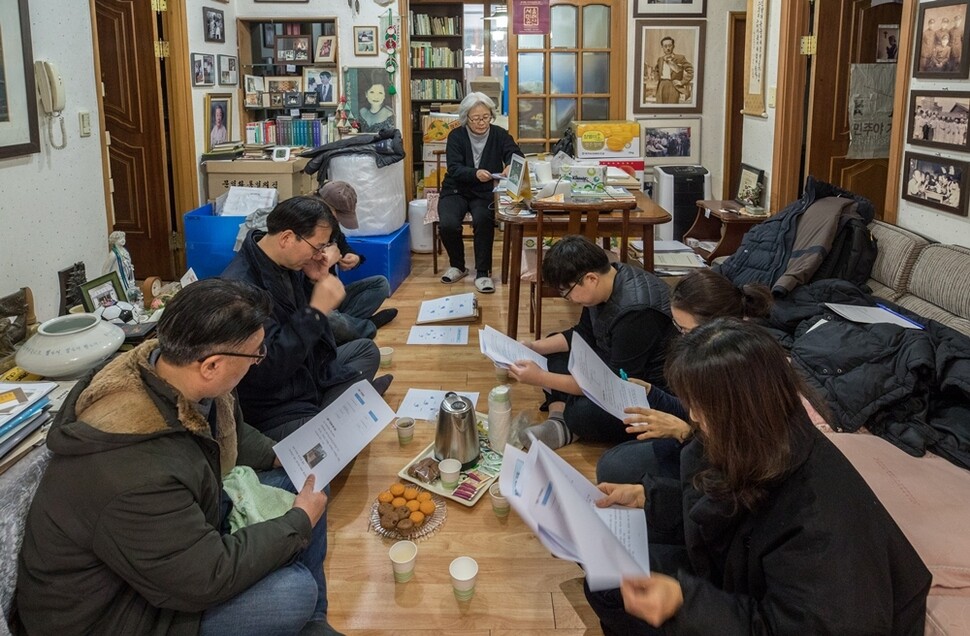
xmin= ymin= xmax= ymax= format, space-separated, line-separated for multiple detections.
xmin=340 ymin=224 xmax=412 ymax=293
xmin=571 ymin=120 xmax=641 ymax=159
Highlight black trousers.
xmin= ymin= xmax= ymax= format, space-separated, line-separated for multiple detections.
xmin=438 ymin=192 xmax=494 ymax=275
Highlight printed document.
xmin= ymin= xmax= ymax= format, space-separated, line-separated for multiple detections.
xmin=479 ymin=325 xmax=548 ymax=370
xmin=824 ymin=303 xmax=923 ymax=330
xmin=274 ymin=380 xmax=395 ymax=488
xmin=406 ymin=325 xmax=469 ymax=345
xmin=416 ymin=293 xmax=477 ymax=324
xmin=499 ymin=441 xmax=650 ymax=591
xmin=396 ymin=388 xmax=479 ymax=421
xmin=567 ymin=333 xmax=649 ymax=421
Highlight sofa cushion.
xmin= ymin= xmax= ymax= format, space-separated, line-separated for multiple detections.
xmin=867 ymin=221 xmax=929 ymax=300
xmin=926 ymin=595 xmax=970 ymax=636
xmin=896 ymin=244 xmax=970 ymax=336
xmin=828 ymin=433 xmax=970 ymax=594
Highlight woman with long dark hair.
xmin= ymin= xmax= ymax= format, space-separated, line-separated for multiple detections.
xmin=585 ymin=320 xmax=931 ymax=635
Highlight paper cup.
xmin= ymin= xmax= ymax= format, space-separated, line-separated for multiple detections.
xmin=379 ymin=346 xmax=394 ymax=368
xmin=389 ymin=540 xmax=417 ymax=583
xmin=438 ymin=458 xmax=461 ymax=490
xmin=489 ymin=482 xmax=510 ymax=517
xmin=395 ymin=417 xmax=415 ymax=445
xmin=449 ymin=556 xmax=479 ymax=600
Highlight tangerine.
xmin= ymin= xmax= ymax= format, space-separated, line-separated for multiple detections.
xmin=389 ymin=483 xmax=405 ymax=496
xmin=391 ymin=497 xmax=407 ymax=508
xmin=377 ymin=490 xmax=394 ymax=504
xmin=419 ymin=500 xmax=436 ymax=515
xmin=405 ymin=499 xmax=421 ymax=512
xmin=403 ymin=487 xmax=419 ymax=501
xmin=416 ymin=492 xmax=432 ymax=502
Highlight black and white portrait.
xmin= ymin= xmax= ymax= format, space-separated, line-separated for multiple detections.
xmin=908 ymin=91 xmax=970 ymax=152
xmin=876 ymin=24 xmax=900 ymax=62
xmin=634 ymin=20 xmax=705 ymax=114
xmin=913 ymin=0 xmax=969 ymax=78
xmin=902 ymin=152 xmax=969 ymax=216
xmin=203 ymin=8 xmax=225 ymax=44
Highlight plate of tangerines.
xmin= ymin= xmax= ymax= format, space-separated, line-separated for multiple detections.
xmin=369 ymin=481 xmax=447 ymax=541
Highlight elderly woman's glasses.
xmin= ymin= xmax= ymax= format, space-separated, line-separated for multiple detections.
xmin=468 ymin=114 xmax=492 ymax=124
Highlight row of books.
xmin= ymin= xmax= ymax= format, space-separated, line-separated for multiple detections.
xmin=409 ymin=12 xmax=462 ymax=36
xmin=0 ymin=381 xmax=56 ymax=474
xmin=409 ymin=43 xmax=462 ymax=69
xmin=245 ymin=117 xmax=334 ymax=147
xmin=201 ymin=142 xmax=244 ymax=162
xmin=410 ymin=79 xmax=464 ymax=101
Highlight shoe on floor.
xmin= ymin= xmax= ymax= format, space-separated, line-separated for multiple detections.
xmin=372 ymin=374 xmax=393 ymax=396
xmin=441 ymin=267 xmax=468 ymax=284
xmin=475 ymin=276 xmax=495 ymax=293
xmin=370 ymin=308 xmax=398 ymax=329
xmin=300 ymin=617 xmax=345 ymax=636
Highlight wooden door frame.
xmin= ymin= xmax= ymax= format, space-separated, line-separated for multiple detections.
xmin=88 ymin=0 xmax=197 ymax=272
xmin=722 ymin=11 xmax=745 ymax=200
xmin=399 ymin=0 xmax=414 ymax=201
xmin=883 ymin=0 xmax=915 ymax=225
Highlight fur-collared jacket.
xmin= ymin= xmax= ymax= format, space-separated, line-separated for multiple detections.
xmin=16 ymin=342 xmax=312 ymax=635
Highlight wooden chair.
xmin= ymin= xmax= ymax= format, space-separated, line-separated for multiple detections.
xmin=530 ymin=204 xmax=631 ymax=338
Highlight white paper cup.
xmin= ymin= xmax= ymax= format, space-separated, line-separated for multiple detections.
xmin=395 ymin=417 xmax=415 ymax=445
xmin=389 ymin=540 xmax=417 ymax=583
xmin=449 ymin=556 xmax=479 ymax=600
xmin=379 ymin=346 xmax=394 ymax=368
xmin=438 ymin=458 xmax=462 ymax=490
xmin=489 ymin=482 xmax=510 ymax=517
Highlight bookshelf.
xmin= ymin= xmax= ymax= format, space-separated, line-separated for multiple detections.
xmin=407 ymin=2 xmax=465 ymax=197
xmin=235 ymin=18 xmax=339 ymax=148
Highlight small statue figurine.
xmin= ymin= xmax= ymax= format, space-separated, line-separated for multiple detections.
xmin=102 ymin=231 xmax=143 ymax=307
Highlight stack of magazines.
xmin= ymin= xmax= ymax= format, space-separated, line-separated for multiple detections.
xmin=0 ymin=381 xmax=57 ymax=474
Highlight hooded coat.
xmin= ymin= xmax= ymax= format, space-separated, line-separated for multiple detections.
xmin=16 ymin=342 xmax=311 ymax=635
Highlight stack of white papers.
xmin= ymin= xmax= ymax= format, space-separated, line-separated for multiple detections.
xmin=567 ymin=334 xmax=649 ymax=421
xmin=500 ymin=441 xmax=650 ymax=591
xmin=479 ymin=325 xmax=548 ymax=369
xmin=416 ymin=293 xmax=478 ymax=325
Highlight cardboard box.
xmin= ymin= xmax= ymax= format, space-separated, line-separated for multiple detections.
xmin=422 ymin=141 xmax=447 ymax=163
xmin=571 ymin=120 xmax=641 ymax=160
xmin=184 ymin=203 xmax=245 ymax=279
xmin=340 ymin=224 xmax=412 ymax=293
xmin=205 ymin=157 xmax=315 ymax=201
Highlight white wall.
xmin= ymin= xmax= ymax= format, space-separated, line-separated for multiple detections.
xmin=740 ymin=0 xmax=780 ymax=211
xmin=0 ymin=0 xmax=108 ymax=321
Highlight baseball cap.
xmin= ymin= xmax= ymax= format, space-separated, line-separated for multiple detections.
xmin=318 ymin=181 xmax=359 ymax=229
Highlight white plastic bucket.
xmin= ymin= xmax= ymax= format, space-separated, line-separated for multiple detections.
xmin=408 ymin=199 xmax=433 ymax=253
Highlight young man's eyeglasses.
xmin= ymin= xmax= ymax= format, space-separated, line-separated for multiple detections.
xmin=559 ymin=277 xmax=585 ymax=299
xmin=298 ymin=234 xmax=336 ymax=256
xmin=468 ymin=114 xmax=492 ymax=124
xmin=199 ymin=342 xmax=268 ymax=365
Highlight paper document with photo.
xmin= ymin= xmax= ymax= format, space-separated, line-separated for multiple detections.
xmin=567 ymin=333 xmax=649 ymax=421
xmin=823 ymin=303 xmax=923 ymax=330
xmin=499 ymin=440 xmax=650 ymax=591
xmin=479 ymin=325 xmax=548 ymax=370
xmin=274 ymin=380 xmax=395 ymax=488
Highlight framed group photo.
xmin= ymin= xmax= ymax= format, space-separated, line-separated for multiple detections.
xmin=634 ymin=20 xmax=705 ymax=114
xmin=315 ymin=35 xmax=337 ymax=63
xmin=354 ymin=26 xmax=379 ymax=56
xmin=912 ymin=0 xmax=970 ymax=78
xmin=191 ymin=53 xmax=215 ymax=87
xmin=634 ymin=0 xmax=706 ymax=18
xmin=639 ymin=117 xmax=701 ymax=165
xmin=302 ymin=67 xmax=338 ymax=106
xmin=204 ymin=93 xmax=233 ymax=152
xmin=202 ymin=7 xmax=225 ymax=44
xmin=276 ymin=36 xmax=311 ymax=64
xmin=902 ymin=151 xmax=969 ymax=216
xmin=265 ymin=76 xmax=302 ymax=94
xmin=908 ymin=91 xmax=970 ymax=151
xmin=79 ymin=272 xmax=126 ymax=312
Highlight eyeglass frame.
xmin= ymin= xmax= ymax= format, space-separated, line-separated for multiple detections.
xmin=559 ymin=275 xmax=587 ymax=299
xmin=468 ymin=114 xmax=493 ymax=124
xmin=297 ymin=233 xmax=336 ymax=257
xmin=198 ymin=342 xmax=268 ymax=365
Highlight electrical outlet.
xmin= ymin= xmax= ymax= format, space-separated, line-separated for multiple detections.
xmin=79 ymin=110 xmax=92 ymax=137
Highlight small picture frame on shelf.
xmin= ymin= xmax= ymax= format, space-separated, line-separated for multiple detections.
xmin=315 ymin=35 xmax=337 ymax=63
xmin=303 ymin=92 xmax=319 ymax=107
xmin=276 ymin=36 xmax=311 ymax=64
xmin=270 ymin=93 xmax=285 ymax=107
xmin=79 ymin=272 xmax=126 ymax=312
xmin=218 ymin=55 xmax=238 ymax=86
xmin=244 ymin=75 xmax=264 ymax=95
xmin=245 ymin=92 xmax=267 ymax=108
xmin=265 ymin=76 xmax=302 ymax=94
xmin=263 ymin=24 xmax=277 ymax=48
xmin=202 ymin=7 xmax=225 ymax=44
xmin=283 ymin=91 xmax=304 ymax=107
xmin=354 ymin=26 xmax=379 ymax=56
xmin=302 ymin=67 xmax=337 ymax=106
xmin=735 ymin=163 xmax=765 ymax=206
xmin=191 ymin=53 xmax=215 ymax=87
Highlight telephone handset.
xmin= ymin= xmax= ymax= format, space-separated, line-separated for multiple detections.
xmin=33 ymin=60 xmax=67 ymax=149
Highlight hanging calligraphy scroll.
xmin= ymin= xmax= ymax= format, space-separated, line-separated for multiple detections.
xmin=743 ymin=0 xmax=768 ymax=117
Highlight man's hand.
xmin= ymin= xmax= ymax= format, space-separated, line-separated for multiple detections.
xmin=309 ymin=273 xmax=346 ymax=315
xmin=595 ymin=482 xmax=646 ymax=509
xmin=620 ymin=574 xmax=684 ymax=627
xmin=338 ymin=252 xmax=361 ymax=270
xmin=293 ymin=474 xmax=328 ymax=527
xmin=301 ymin=255 xmax=332 ymax=282
xmin=324 ymin=243 xmax=341 ymax=265
xmin=623 ymin=409 xmax=691 ymax=443
xmin=508 ymin=360 xmax=544 ymax=386
xmin=476 ymin=169 xmax=493 ymax=183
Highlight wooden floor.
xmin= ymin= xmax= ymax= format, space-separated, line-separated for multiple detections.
xmin=325 ymin=239 xmax=610 ymax=635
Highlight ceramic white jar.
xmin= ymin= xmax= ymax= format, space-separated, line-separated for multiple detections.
xmin=16 ymin=314 xmax=125 ymax=378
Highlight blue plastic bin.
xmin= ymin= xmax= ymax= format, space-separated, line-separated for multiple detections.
xmin=184 ymin=204 xmax=246 ymax=279
xmin=340 ymin=224 xmax=412 ymax=294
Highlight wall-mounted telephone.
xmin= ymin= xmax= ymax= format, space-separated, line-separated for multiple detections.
xmin=34 ymin=60 xmax=67 ymax=149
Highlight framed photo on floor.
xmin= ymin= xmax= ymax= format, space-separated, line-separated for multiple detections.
xmin=912 ymin=0 xmax=970 ymax=79
xmin=79 ymin=272 xmax=126 ymax=312
xmin=633 ymin=20 xmax=705 ymax=114
xmin=908 ymin=91 xmax=970 ymax=152
xmin=638 ymin=117 xmax=701 ymax=166
xmin=902 ymin=151 xmax=969 ymax=216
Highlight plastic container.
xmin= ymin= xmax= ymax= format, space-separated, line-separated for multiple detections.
xmin=408 ymin=199 xmax=433 ymax=253
xmin=487 ymin=385 xmax=512 ymax=454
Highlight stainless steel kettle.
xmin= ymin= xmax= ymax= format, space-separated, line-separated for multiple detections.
xmin=433 ymin=392 xmax=480 ymax=465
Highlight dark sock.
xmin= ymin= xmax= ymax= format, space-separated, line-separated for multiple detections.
xmin=370 ymin=308 xmax=398 ymax=329
xmin=372 ymin=374 xmax=393 ymax=396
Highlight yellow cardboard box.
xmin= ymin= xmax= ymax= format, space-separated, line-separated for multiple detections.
xmin=205 ymin=157 xmax=315 ymax=201
xmin=571 ymin=120 xmax=641 ymax=160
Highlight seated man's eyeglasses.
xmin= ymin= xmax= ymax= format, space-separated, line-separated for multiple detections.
xmin=298 ymin=234 xmax=336 ymax=256
xmin=199 ymin=342 xmax=268 ymax=365
xmin=559 ymin=277 xmax=584 ymax=299
xmin=468 ymin=114 xmax=492 ymax=124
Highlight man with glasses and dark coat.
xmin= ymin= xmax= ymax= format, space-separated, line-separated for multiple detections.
xmin=222 ymin=195 xmax=389 ymax=441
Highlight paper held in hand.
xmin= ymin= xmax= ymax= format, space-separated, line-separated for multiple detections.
xmin=567 ymin=333 xmax=649 ymax=421
xmin=274 ymin=380 xmax=396 ymax=489
xmin=478 ymin=325 xmax=548 ymax=370
xmin=499 ymin=440 xmax=650 ymax=591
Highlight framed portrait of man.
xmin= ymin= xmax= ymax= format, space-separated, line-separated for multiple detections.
xmin=302 ymin=67 xmax=338 ymax=106
xmin=634 ymin=20 xmax=705 ymax=114
xmin=908 ymin=91 xmax=970 ymax=152
xmin=912 ymin=0 xmax=970 ymax=79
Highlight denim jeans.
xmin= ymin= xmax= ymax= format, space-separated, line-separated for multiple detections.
xmin=329 ymin=275 xmax=390 ymax=344
xmin=199 ymin=468 xmax=329 ymax=634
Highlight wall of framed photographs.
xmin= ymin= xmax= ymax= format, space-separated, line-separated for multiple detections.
xmin=898 ymin=0 xmax=970 ymax=233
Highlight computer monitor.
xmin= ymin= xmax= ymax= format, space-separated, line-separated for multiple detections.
xmin=505 ymin=154 xmax=531 ymax=203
